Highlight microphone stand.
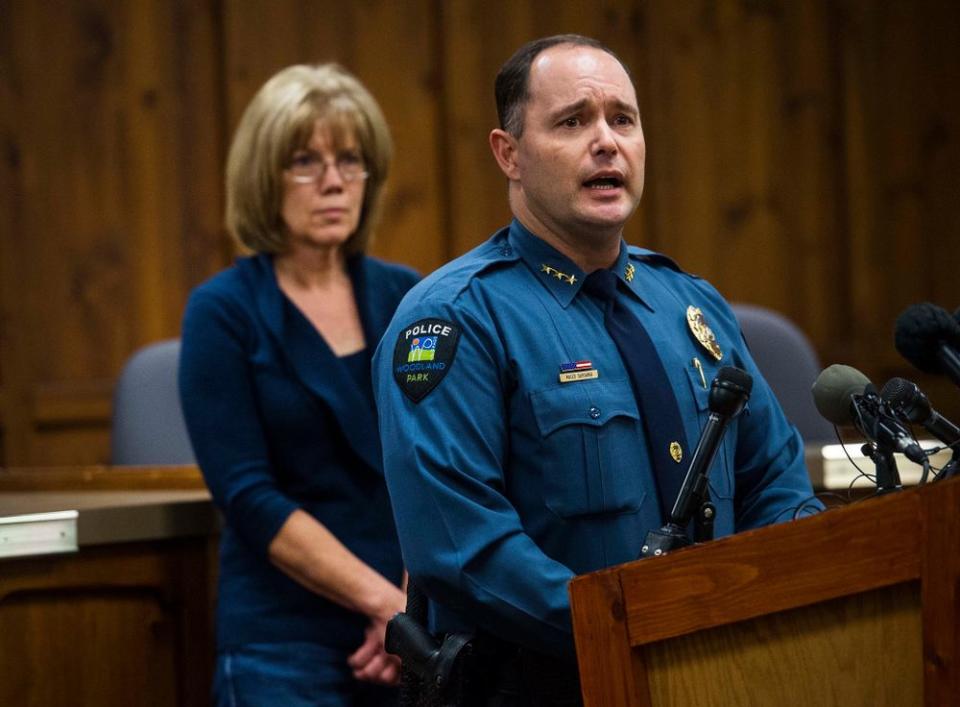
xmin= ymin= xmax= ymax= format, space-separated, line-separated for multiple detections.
xmin=861 ymin=442 xmax=902 ymax=494
xmin=694 ymin=491 xmax=716 ymax=543
xmin=640 ymin=463 xmax=711 ymax=558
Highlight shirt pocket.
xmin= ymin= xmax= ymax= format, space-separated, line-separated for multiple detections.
xmin=684 ymin=360 xmax=736 ymax=500
xmin=530 ymin=378 xmax=647 ymax=518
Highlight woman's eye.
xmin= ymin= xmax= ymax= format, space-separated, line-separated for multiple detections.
xmin=338 ymin=152 xmax=362 ymax=166
xmin=290 ymin=154 xmax=318 ymax=168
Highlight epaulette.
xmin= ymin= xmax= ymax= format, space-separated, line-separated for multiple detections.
xmin=413 ymin=227 xmax=521 ymax=302
xmin=627 ymin=245 xmax=701 ymax=279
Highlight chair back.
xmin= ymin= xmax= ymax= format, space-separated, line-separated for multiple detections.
xmin=731 ymin=304 xmax=834 ymax=443
xmin=111 ymin=339 xmax=195 ymax=464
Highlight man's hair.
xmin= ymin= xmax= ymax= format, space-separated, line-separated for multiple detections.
xmin=495 ymin=34 xmax=631 ymax=137
xmin=225 ymin=63 xmax=392 ymax=255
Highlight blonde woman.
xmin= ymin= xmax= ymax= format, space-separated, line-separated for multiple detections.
xmin=180 ymin=64 xmax=417 ymax=706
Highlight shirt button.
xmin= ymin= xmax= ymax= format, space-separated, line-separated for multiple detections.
xmin=588 ymin=406 xmax=601 ymax=419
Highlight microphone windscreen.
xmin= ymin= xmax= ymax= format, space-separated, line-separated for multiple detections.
xmin=812 ymin=364 xmax=870 ymax=425
xmin=879 ymin=377 xmax=913 ymax=406
xmin=717 ymin=366 xmax=753 ymax=393
xmin=709 ymin=366 xmax=753 ymax=416
xmin=880 ymin=376 xmax=931 ymax=424
xmin=894 ymin=303 xmax=960 ymax=374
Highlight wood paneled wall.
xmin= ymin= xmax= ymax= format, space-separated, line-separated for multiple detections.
xmin=1 ymin=0 xmax=958 ymax=465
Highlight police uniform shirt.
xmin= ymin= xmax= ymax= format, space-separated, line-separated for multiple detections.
xmin=372 ymin=219 xmax=818 ymax=659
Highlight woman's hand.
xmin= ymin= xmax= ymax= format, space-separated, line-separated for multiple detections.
xmin=347 ymin=586 xmax=407 ymax=685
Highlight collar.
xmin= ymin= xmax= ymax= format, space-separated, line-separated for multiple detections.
xmin=615 ymin=247 xmax=655 ymax=312
xmin=509 ymin=219 xmax=653 ymax=311
xmin=509 ymin=219 xmax=586 ymax=308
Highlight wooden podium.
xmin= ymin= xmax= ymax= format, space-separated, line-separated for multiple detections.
xmin=569 ymin=476 xmax=960 ymax=706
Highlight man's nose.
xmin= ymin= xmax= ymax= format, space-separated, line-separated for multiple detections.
xmin=591 ymin=120 xmax=619 ymax=156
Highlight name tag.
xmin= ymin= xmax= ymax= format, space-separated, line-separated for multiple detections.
xmin=559 ymin=369 xmax=600 ymax=383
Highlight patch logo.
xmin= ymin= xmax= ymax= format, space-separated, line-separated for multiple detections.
xmin=408 ymin=336 xmax=437 ymax=362
xmin=393 ymin=318 xmax=461 ymax=403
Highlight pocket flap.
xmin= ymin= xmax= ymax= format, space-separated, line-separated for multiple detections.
xmin=530 ymin=377 xmax=640 ymax=437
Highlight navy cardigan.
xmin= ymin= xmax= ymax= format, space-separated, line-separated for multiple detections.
xmin=179 ymin=253 xmax=419 ymax=649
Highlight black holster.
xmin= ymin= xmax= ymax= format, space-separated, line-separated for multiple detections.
xmin=386 ymin=584 xmax=582 ymax=707
xmin=386 ymin=582 xmax=474 ymax=707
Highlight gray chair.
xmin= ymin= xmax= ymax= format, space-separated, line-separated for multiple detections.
xmin=111 ymin=339 xmax=195 ymax=464
xmin=731 ymin=304 xmax=834 ymax=443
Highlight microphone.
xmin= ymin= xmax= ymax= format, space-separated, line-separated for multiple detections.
xmin=640 ymin=366 xmax=752 ymax=557
xmin=880 ymin=377 xmax=960 ymax=449
xmin=811 ymin=364 xmax=926 ymax=464
xmin=894 ymin=303 xmax=960 ymax=388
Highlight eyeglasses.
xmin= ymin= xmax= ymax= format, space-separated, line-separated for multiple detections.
xmin=285 ymin=151 xmax=369 ymax=184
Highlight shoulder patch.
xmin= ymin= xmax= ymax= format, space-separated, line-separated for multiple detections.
xmin=392 ymin=318 xmax=461 ymax=403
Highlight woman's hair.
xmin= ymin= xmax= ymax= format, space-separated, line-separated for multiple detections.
xmin=225 ymin=64 xmax=392 ymax=255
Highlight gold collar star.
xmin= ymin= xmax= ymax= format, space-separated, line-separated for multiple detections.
xmin=540 ymin=264 xmax=577 ymax=285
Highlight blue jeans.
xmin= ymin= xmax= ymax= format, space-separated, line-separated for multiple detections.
xmin=213 ymin=642 xmax=398 ymax=707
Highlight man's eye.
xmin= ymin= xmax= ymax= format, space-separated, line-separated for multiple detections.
xmin=613 ymin=114 xmax=634 ymax=126
xmin=561 ymin=117 xmax=580 ymax=128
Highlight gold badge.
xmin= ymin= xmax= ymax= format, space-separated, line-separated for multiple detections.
xmin=686 ymin=306 xmax=722 ymax=361
xmin=669 ymin=442 xmax=683 ymax=463
xmin=540 ymin=264 xmax=577 ymax=285
xmin=624 ymin=263 xmax=635 ymax=282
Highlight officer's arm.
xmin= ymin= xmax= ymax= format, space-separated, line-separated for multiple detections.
xmin=374 ymin=303 xmax=576 ymax=658
xmin=730 ymin=340 xmax=823 ymax=528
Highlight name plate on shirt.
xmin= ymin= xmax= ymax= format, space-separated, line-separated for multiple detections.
xmin=559 ymin=369 xmax=599 ymax=383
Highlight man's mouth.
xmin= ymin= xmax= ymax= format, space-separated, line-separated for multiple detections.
xmin=583 ymin=176 xmax=624 ymax=190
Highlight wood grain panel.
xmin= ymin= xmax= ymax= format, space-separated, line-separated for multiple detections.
xmin=569 ymin=568 xmax=651 ymax=707
xmin=835 ymin=0 xmax=960 ymax=416
xmin=641 ymin=1 xmax=839 ymax=318
xmin=0 ymin=591 xmax=178 ymax=706
xmin=621 ymin=489 xmax=921 ymax=645
xmin=920 ymin=473 xmax=960 ymax=704
xmin=0 ymin=464 xmax=204 ymax=491
xmin=0 ymin=0 xmax=223 ymax=465
xmin=2 ymin=1 xmax=959 ymax=462
xmin=644 ymin=583 xmax=922 ymax=707
xmin=571 ymin=477 xmax=960 ymax=706
xmin=222 ymin=0 xmax=446 ymax=274
xmin=348 ymin=1 xmax=447 ymax=272
xmin=0 ymin=539 xmax=213 ymax=707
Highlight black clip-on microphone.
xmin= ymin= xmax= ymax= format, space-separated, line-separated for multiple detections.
xmin=640 ymin=366 xmax=752 ymax=558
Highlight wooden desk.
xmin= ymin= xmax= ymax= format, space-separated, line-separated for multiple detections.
xmin=0 ymin=466 xmax=218 ymax=707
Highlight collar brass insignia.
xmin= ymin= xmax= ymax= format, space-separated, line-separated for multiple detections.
xmin=540 ymin=264 xmax=577 ymax=285
xmin=686 ymin=306 xmax=723 ymax=361
xmin=624 ymin=263 xmax=636 ymax=282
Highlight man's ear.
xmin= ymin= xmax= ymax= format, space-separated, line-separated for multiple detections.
xmin=489 ymin=129 xmax=520 ymax=180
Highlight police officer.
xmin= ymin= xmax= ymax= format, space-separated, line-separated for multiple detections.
xmin=373 ymin=34 xmax=819 ymax=705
